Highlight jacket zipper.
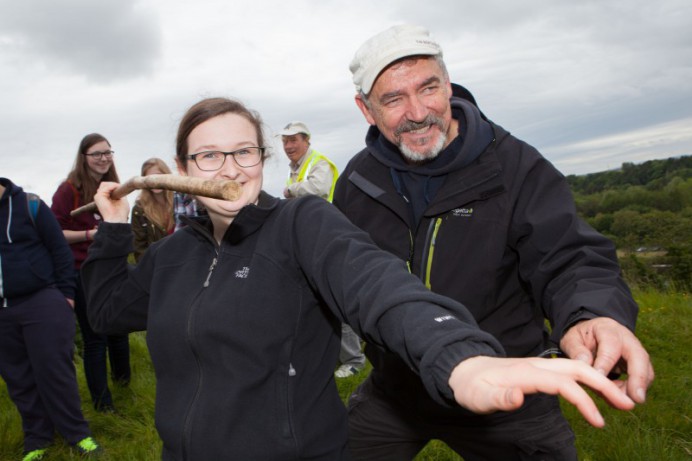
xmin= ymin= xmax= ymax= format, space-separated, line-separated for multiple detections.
xmin=203 ymin=255 xmax=218 ymax=287
xmin=406 ymin=230 xmax=414 ymax=273
xmin=421 ymin=218 xmax=443 ymax=289
xmin=282 ymin=361 xmax=298 ymax=454
xmin=181 ymin=289 xmax=205 ymax=460
xmin=182 ymin=250 xmax=219 ymax=459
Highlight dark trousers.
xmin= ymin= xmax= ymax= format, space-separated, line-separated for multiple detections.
xmin=0 ymin=288 xmax=91 ymax=452
xmin=74 ymin=273 xmax=131 ymax=410
xmin=347 ymin=375 xmax=578 ymax=461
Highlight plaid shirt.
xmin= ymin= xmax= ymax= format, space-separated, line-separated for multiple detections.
xmin=173 ymin=192 xmax=205 ymax=232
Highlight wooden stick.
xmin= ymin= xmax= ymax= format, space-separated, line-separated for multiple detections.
xmin=70 ymin=174 xmax=242 ymax=217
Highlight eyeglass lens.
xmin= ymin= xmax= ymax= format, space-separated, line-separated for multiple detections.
xmin=193 ymin=148 xmax=262 ymax=170
xmin=86 ymin=150 xmax=114 ymax=158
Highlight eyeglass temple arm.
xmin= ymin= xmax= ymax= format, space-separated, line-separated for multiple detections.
xmin=70 ymin=174 xmax=242 ymax=217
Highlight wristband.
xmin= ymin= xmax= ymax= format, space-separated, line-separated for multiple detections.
xmin=85 ymin=230 xmax=89 ymax=242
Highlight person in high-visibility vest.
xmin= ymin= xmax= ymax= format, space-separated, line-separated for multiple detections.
xmin=280 ymin=121 xmax=365 ymax=378
xmin=281 ymin=121 xmax=339 ymax=202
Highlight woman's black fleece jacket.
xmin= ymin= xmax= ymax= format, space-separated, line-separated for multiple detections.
xmin=81 ymin=192 xmax=503 ymax=460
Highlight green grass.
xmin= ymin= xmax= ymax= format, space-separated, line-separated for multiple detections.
xmin=558 ymin=290 xmax=692 ymax=461
xmin=1 ymin=289 xmax=689 ymax=460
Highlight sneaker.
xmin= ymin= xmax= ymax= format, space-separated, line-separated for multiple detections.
xmin=334 ymin=364 xmax=360 ymax=378
xmin=74 ymin=437 xmax=102 ymax=457
xmin=22 ymin=448 xmax=48 ymax=461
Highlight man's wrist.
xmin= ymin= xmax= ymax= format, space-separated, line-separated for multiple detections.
xmin=561 ymin=308 xmax=596 ymax=337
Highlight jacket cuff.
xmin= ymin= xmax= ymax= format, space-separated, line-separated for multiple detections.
xmin=97 ymin=221 xmax=132 ymax=234
xmin=555 ymin=308 xmax=598 ymax=343
xmin=423 ymin=340 xmax=502 ymax=405
xmin=89 ymin=222 xmax=134 ymax=256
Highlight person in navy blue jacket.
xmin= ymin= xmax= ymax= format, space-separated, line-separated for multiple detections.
xmin=0 ymin=177 xmax=101 ymax=460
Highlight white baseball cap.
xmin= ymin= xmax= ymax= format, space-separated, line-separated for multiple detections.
xmin=279 ymin=121 xmax=311 ymax=137
xmin=350 ymin=24 xmax=443 ymax=95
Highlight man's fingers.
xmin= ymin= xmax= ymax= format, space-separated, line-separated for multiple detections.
xmin=619 ymin=339 xmax=654 ymax=403
xmin=560 ymin=326 xmax=595 ymax=365
xmin=587 ymin=321 xmax=655 ymax=403
xmin=591 ymin=338 xmax=623 ymax=376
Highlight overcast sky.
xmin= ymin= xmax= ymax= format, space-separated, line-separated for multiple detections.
xmin=1 ymin=0 xmax=691 ymax=204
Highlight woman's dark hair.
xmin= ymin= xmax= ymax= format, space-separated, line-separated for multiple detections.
xmin=175 ymin=97 xmax=269 ymax=169
xmin=67 ymin=133 xmax=120 ymax=203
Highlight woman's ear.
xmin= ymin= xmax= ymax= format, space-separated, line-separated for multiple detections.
xmin=175 ymin=158 xmax=188 ymax=176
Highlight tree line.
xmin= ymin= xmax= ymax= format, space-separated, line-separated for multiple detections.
xmin=566 ymin=155 xmax=691 ymax=291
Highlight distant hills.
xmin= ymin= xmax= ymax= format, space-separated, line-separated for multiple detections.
xmin=565 ymin=155 xmax=691 ymax=290
xmin=566 ymin=155 xmax=692 ymax=195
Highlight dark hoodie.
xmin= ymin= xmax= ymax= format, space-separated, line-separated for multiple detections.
xmin=0 ymin=178 xmax=75 ymax=306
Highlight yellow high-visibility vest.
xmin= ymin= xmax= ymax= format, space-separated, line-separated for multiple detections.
xmin=286 ymin=150 xmax=339 ymax=202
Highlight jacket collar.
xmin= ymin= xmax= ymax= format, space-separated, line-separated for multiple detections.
xmin=350 ymin=145 xmax=504 ymax=217
xmin=225 ymin=191 xmax=279 ymax=244
xmin=183 ymin=191 xmax=280 ymax=245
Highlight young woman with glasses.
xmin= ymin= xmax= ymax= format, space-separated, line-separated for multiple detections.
xmin=81 ymin=98 xmax=634 ymax=460
xmin=50 ymin=133 xmax=131 ymax=413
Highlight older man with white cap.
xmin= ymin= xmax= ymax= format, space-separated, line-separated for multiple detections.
xmin=334 ymin=24 xmax=654 ymax=460
xmin=280 ymin=121 xmax=339 ymax=201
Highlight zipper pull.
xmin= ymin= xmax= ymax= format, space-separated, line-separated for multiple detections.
xmin=288 ymin=363 xmax=296 ymax=377
xmin=203 ymin=257 xmax=217 ymax=287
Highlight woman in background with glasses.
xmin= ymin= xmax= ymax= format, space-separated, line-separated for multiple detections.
xmin=131 ymin=157 xmax=175 ymax=263
xmin=50 ymin=133 xmax=131 ymax=413
xmin=81 ymin=98 xmax=634 ymax=460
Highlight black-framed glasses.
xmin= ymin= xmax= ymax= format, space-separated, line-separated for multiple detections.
xmin=186 ymin=147 xmax=265 ymax=171
xmin=83 ymin=150 xmax=115 ymax=159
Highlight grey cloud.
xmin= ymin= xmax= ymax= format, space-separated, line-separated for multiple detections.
xmin=0 ymin=0 xmax=162 ymax=82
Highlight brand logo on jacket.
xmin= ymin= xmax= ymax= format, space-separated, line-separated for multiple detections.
xmin=235 ymin=267 xmax=250 ymax=279
xmin=451 ymin=207 xmax=473 ymax=217
xmin=434 ymin=315 xmax=454 ymax=323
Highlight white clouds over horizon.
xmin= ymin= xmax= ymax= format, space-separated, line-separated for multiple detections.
xmin=0 ymin=0 xmax=690 ymax=202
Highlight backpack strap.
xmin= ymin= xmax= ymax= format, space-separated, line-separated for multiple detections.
xmin=26 ymin=192 xmax=40 ymax=227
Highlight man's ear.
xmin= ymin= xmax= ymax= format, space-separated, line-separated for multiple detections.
xmin=355 ymin=95 xmax=377 ymax=126
xmin=445 ymin=78 xmax=453 ymax=99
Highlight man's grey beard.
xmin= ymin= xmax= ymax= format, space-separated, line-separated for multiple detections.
xmin=399 ymin=131 xmax=446 ymax=163
xmin=395 ymin=115 xmax=447 ymax=163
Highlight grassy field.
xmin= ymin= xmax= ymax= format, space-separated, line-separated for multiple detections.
xmin=1 ymin=289 xmax=689 ymax=460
